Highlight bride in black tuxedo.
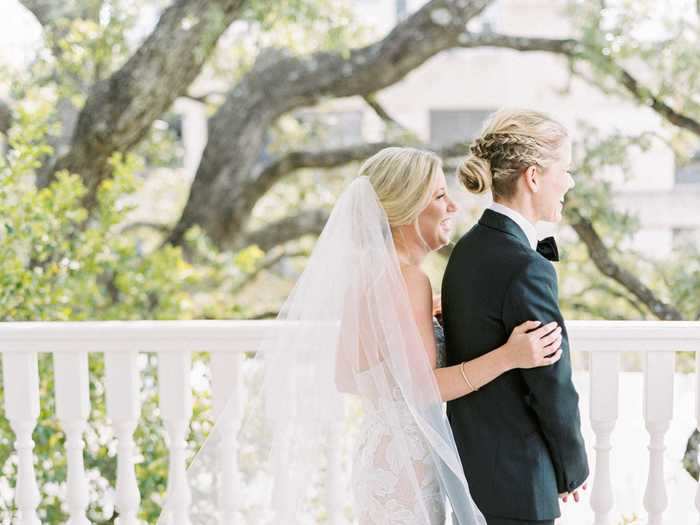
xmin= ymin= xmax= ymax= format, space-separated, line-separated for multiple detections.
xmin=443 ymin=109 xmax=589 ymax=525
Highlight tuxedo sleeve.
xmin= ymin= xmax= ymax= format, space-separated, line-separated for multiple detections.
xmin=502 ymin=256 xmax=589 ymax=494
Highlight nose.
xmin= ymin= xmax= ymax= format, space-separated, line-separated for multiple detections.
xmin=567 ymin=172 xmax=575 ymax=190
xmin=447 ymin=195 xmax=458 ymax=213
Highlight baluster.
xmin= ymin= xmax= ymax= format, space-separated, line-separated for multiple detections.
xmin=266 ymin=348 xmax=293 ymax=523
xmin=105 ymin=350 xmax=142 ymax=524
xmin=326 ymin=418 xmax=342 ymax=525
xmin=211 ymin=352 xmax=242 ymax=524
xmin=643 ymin=351 xmax=674 ymax=525
xmin=2 ymin=351 xmax=41 ymax=525
xmin=271 ymin=433 xmax=294 ymax=523
xmin=159 ymin=351 xmax=193 ymax=525
xmin=695 ymin=350 xmax=700 ymax=524
xmin=589 ymin=352 xmax=619 ymax=525
xmin=322 ymin=324 xmax=343 ymax=524
xmin=54 ymin=351 xmax=91 ymax=525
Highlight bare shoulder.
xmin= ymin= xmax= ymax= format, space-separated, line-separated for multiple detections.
xmin=400 ymin=265 xmax=438 ymax=360
xmin=400 ymin=264 xmax=432 ymax=309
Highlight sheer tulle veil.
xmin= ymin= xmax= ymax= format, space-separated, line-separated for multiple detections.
xmin=156 ymin=176 xmax=485 ymax=524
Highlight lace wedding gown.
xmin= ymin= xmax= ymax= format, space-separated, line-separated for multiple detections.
xmin=351 ymin=318 xmax=448 ymax=525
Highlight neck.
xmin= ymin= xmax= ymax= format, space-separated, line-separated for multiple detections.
xmin=392 ymin=226 xmax=429 ymax=266
xmin=494 ymin=196 xmax=538 ymax=225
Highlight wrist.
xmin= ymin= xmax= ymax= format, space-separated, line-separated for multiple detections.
xmin=497 ymin=343 xmax=515 ymax=373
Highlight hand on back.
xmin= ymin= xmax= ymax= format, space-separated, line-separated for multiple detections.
xmin=505 ymin=320 xmax=562 ymax=369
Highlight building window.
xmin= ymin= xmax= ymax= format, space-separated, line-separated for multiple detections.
xmin=429 ymin=109 xmax=495 ymax=148
xmin=672 ymin=227 xmax=700 ymax=252
xmin=675 ymin=149 xmax=700 ymax=185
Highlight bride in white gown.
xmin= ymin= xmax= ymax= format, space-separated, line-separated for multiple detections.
xmin=159 ymin=147 xmax=563 ymax=525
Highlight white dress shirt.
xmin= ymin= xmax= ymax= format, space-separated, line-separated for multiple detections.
xmin=487 ymin=202 xmax=538 ymax=250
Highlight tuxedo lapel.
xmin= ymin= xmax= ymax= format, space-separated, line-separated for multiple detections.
xmin=478 ymin=209 xmax=532 ymax=251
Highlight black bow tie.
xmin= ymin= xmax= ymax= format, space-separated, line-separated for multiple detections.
xmin=536 ymin=236 xmax=559 ymax=262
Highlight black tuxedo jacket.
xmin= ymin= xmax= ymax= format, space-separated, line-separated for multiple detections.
xmin=441 ymin=209 xmax=589 ymax=521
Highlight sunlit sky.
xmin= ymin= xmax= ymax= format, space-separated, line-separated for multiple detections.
xmin=0 ymin=1 xmax=42 ymax=68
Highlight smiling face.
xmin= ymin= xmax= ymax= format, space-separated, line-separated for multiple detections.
xmin=416 ymin=170 xmax=458 ymax=251
xmin=533 ymin=138 xmax=575 ymax=223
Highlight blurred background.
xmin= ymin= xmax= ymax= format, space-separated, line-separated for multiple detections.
xmin=0 ymin=0 xmax=698 ymax=523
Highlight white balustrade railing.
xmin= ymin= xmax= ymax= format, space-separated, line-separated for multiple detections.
xmin=589 ymin=351 xmax=618 ymax=525
xmin=105 ymin=349 xmax=141 ymax=525
xmin=1 ymin=320 xmax=699 ymax=524
xmin=54 ymin=350 xmax=90 ymax=525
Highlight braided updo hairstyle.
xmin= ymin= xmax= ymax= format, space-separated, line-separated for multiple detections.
xmin=458 ymin=109 xmax=568 ymax=199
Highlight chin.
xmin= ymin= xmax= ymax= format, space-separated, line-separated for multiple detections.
xmin=549 ymin=207 xmax=564 ymax=223
xmin=430 ymin=237 xmax=449 ymax=252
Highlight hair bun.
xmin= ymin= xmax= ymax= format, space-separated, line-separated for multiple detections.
xmin=457 ymin=155 xmax=492 ymax=195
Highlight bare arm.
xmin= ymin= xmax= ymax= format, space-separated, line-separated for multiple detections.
xmin=435 ymin=342 xmax=512 ymax=401
xmin=402 ymin=265 xmax=562 ymax=402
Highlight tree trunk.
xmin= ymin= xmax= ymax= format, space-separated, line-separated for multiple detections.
xmin=166 ymin=0 xmax=494 ymax=247
xmin=49 ymin=0 xmax=245 ymax=206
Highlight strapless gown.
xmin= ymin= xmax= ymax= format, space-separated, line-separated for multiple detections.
xmin=350 ymin=318 xmax=447 ymax=524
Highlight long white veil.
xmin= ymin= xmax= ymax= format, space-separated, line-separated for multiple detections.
xmin=157 ymin=177 xmax=485 ymax=524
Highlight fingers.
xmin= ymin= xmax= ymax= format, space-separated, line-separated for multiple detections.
xmin=560 ymin=487 xmax=585 ymax=503
xmin=561 ymin=491 xmax=576 ymax=503
xmin=531 ymin=321 xmax=559 ymax=338
xmin=540 ymin=349 xmax=562 ymax=366
xmin=544 ymin=336 xmax=562 ymax=353
xmin=539 ymin=326 xmax=562 ymax=347
xmin=514 ymin=320 xmax=542 ymax=334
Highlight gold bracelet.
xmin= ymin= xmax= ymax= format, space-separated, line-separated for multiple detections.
xmin=460 ymin=361 xmax=479 ymax=392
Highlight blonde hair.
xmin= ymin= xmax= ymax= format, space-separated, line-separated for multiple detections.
xmin=458 ymin=109 xmax=568 ymax=200
xmin=360 ymin=146 xmax=443 ymax=227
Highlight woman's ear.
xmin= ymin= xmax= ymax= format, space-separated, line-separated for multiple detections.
xmin=524 ymin=165 xmax=539 ymax=193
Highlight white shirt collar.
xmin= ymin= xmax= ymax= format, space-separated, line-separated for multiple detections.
xmin=487 ymin=202 xmax=538 ymax=250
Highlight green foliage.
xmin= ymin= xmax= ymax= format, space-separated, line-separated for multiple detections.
xmin=566 ymin=125 xmax=647 ymax=237
xmin=0 ymin=97 xmax=215 ymax=523
xmin=178 ymin=226 xmax=267 ymax=319
xmin=558 ymin=125 xmax=699 ymax=375
xmin=663 ymin=245 xmax=700 ymax=320
xmin=541 ymin=127 xmax=645 ymax=320
xmin=2 ymin=0 xmax=698 ymax=520
xmin=7 ymin=2 xmax=139 ymax=116
xmin=561 ymin=122 xmax=700 ymax=325
xmin=241 ymin=0 xmax=367 ymax=55
xmin=0 ymin=104 xmax=185 ymax=322
xmin=557 ymin=2 xmax=700 ymax=383
xmin=567 ymin=0 xmax=700 ymax=157
xmin=205 ymin=0 xmax=368 ymax=88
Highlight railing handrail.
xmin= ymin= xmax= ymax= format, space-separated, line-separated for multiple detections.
xmin=0 ymin=319 xmax=698 ymax=523
xmin=0 ymin=320 xmax=698 ymax=353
